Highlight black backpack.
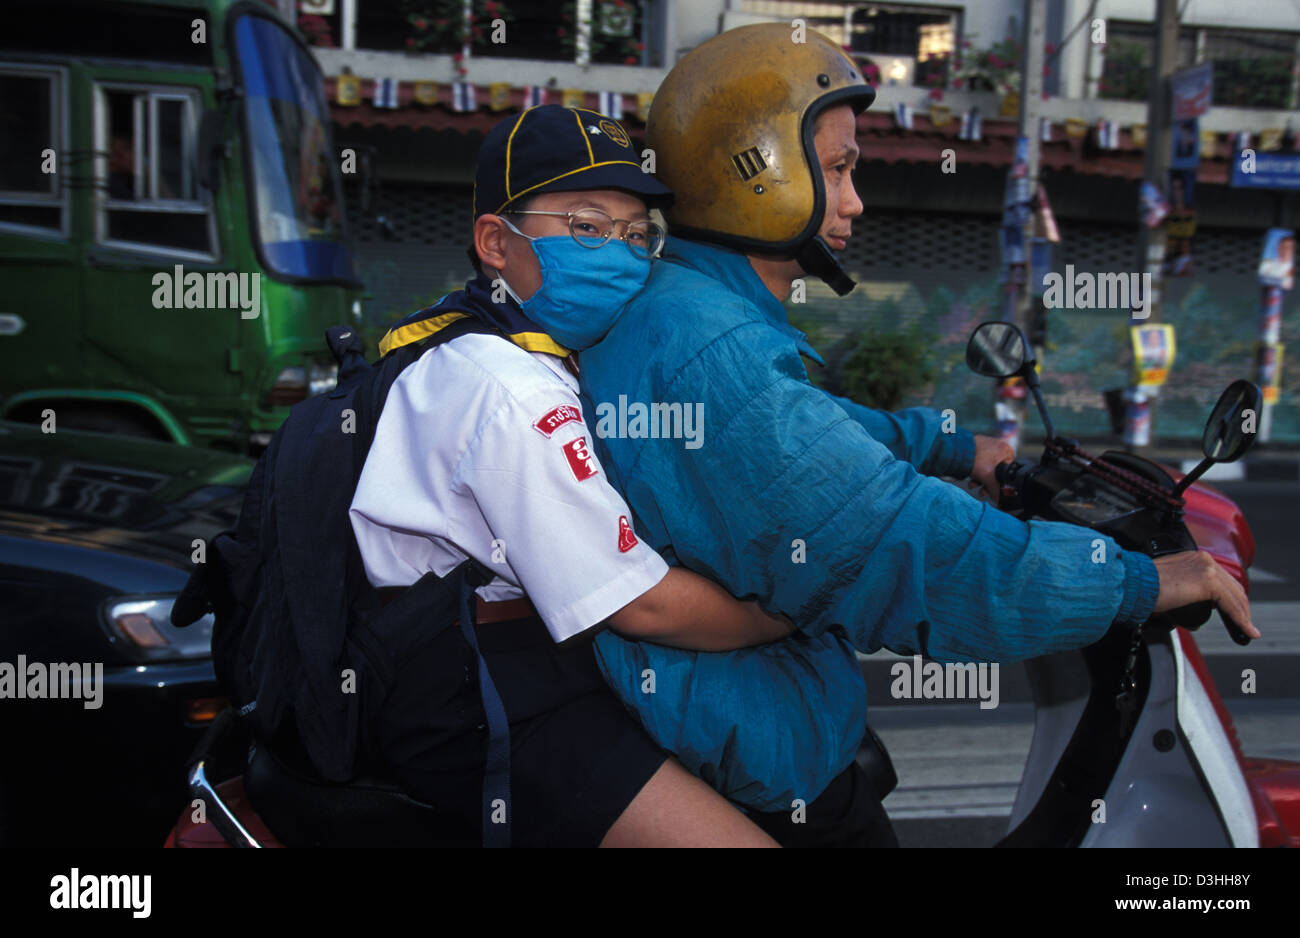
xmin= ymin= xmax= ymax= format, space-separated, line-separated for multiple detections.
xmin=171 ymin=318 xmax=512 ymax=846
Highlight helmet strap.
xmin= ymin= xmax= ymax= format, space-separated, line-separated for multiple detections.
xmin=796 ymin=236 xmax=856 ymax=296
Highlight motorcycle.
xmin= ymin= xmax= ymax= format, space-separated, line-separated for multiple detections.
xmin=165 ymin=321 xmax=1300 ymax=847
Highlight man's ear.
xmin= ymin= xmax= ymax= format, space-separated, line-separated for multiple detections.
xmin=473 ymin=214 xmax=509 ymax=273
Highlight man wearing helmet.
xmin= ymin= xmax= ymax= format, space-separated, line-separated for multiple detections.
xmin=575 ymin=24 xmax=1256 ymax=846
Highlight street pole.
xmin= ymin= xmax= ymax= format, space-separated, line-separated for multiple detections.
xmin=1125 ymin=0 xmax=1179 ymax=449
xmin=998 ymin=0 xmax=1046 ymax=453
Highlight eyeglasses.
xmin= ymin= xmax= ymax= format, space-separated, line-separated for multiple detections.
xmin=502 ymin=208 xmax=665 ymax=259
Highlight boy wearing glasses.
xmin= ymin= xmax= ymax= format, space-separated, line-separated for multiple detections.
xmin=348 ymin=106 xmax=789 ymax=846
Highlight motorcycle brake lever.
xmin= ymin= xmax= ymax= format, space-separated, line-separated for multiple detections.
xmin=1220 ymin=611 xmax=1253 ymax=646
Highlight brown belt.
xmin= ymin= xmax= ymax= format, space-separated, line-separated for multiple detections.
xmin=474 ymin=596 xmax=537 ymax=624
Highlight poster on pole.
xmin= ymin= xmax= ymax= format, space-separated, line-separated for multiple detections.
xmin=1130 ymin=324 xmax=1177 ymax=389
xmin=1171 ymin=62 xmax=1213 ymax=120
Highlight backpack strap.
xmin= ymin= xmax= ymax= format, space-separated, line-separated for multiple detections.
xmin=455 ymin=560 xmax=512 ymax=848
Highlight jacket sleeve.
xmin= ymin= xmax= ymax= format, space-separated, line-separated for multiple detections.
xmin=648 ymin=318 xmax=1160 ymax=663
xmin=826 ymin=392 xmax=976 ymax=479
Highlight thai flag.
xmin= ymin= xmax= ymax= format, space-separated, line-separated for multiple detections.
xmin=1096 ymin=120 xmax=1119 ymax=149
xmin=958 ymin=107 xmax=982 ymax=141
xmin=452 ymin=82 xmax=477 ymax=113
xmin=524 ymin=86 xmax=547 ymax=108
xmin=1040 ymin=116 xmax=1052 ymax=142
xmin=598 ymin=91 xmax=624 ymax=119
xmin=373 ymin=77 xmax=399 ymax=109
xmin=1233 ymin=131 xmax=1251 ymax=152
xmin=893 ymin=103 xmax=912 ymax=130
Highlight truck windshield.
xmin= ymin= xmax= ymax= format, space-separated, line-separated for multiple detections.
xmin=234 ymin=14 xmax=355 ymax=283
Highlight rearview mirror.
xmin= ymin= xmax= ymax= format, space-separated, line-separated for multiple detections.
xmin=1201 ymin=379 xmax=1263 ymax=463
xmin=966 ymin=321 xmax=1029 ymax=378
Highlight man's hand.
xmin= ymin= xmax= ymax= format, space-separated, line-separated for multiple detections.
xmin=1152 ymin=550 xmax=1260 ymax=639
xmin=970 ymin=434 xmax=1015 ymax=501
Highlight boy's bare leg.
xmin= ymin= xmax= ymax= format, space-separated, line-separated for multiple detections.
xmin=600 ymin=757 xmax=778 ymax=847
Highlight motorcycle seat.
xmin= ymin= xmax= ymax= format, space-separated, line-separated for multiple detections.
xmin=243 ymin=743 xmax=478 ymax=847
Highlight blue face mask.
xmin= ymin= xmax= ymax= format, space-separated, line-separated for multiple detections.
xmin=498 ymin=228 xmax=652 ymax=350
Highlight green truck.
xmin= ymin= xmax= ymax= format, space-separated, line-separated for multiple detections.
xmin=0 ymin=0 xmax=362 ymax=451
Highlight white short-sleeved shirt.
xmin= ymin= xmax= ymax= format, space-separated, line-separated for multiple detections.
xmin=349 ymin=332 xmax=669 ymax=644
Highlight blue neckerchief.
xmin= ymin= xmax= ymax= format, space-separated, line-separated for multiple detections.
xmin=378 ymin=271 xmax=569 ymax=358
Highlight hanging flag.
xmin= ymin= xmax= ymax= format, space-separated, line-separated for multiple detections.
xmin=451 ymin=81 xmax=477 ymax=112
xmin=929 ymin=104 xmax=952 ymax=128
xmin=1260 ymin=128 xmax=1284 ymax=151
xmin=489 ymin=82 xmax=512 ymax=112
xmin=1095 ymin=119 xmax=1120 ymax=150
xmin=1131 ymin=123 xmax=1147 ymax=149
xmin=893 ymin=102 xmax=913 ymax=130
xmin=561 ymin=88 xmax=585 ymax=109
xmin=958 ymin=107 xmax=982 ymax=141
xmin=413 ymin=81 xmax=438 ymax=106
xmin=636 ymin=91 xmax=654 ymax=122
xmin=523 ymin=86 xmax=548 ymax=108
xmin=1064 ymin=117 xmax=1088 ymax=139
xmin=598 ymin=91 xmax=624 ymax=119
xmin=373 ymin=77 xmax=399 ymax=109
xmin=336 ymin=73 xmax=361 ymax=107
xmin=1233 ymin=131 xmax=1252 ymax=152
xmin=1039 ymin=116 xmax=1052 ymax=142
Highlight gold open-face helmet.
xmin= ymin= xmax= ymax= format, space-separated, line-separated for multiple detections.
xmin=647 ymin=22 xmax=876 ymax=295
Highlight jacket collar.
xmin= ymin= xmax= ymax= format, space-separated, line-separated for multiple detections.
xmin=662 ymin=237 xmax=827 ymax=366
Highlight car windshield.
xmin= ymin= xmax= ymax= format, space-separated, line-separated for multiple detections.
xmin=235 ymin=14 xmax=355 ymax=282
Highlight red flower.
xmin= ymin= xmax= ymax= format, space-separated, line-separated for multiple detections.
xmin=928 ymin=87 xmax=943 ymax=101
xmin=557 ymin=26 xmax=567 ymax=37
xmin=636 ymin=42 xmax=645 ymax=51
xmin=486 ymin=0 xmax=498 ymax=12
xmin=1045 ymin=42 xmax=1057 ymax=54
xmin=625 ymin=55 xmax=637 ymax=64
xmin=453 ymin=51 xmax=464 ymax=61
xmin=952 ymin=78 xmax=964 ymax=89
xmin=412 ymin=16 xmax=427 ymax=30
xmin=406 ymin=37 xmax=417 ymax=49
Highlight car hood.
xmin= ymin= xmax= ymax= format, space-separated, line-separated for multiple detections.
xmin=0 ymin=421 xmax=252 ymax=571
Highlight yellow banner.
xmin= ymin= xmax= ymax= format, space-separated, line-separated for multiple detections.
xmin=489 ymin=82 xmax=512 ymax=111
xmin=1064 ymin=117 xmax=1088 ymax=138
xmin=413 ymin=81 xmax=438 ymax=106
xmin=1199 ymin=128 xmax=1218 ymax=159
xmin=1260 ymin=128 xmax=1284 ymax=151
xmin=1131 ymin=324 xmax=1177 ymax=388
xmin=562 ymin=88 xmax=585 ymax=109
xmin=336 ymin=74 xmax=361 ymax=107
xmin=636 ymin=91 xmax=654 ymax=123
xmin=929 ymin=104 xmax=952 ymax=127
xmin=1130 ymin=123 xmax=1146 ymax=148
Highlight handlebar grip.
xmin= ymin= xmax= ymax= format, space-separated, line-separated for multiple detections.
xmin=995 ymin=461 xmax=1016 ymax=486
xmin=1220 ymin=611 xmax=1253 ymax=646
xmin=1167 ymin=600 xmax=1214 ymax=631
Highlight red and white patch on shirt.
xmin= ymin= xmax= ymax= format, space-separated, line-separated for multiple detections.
xmin=617 ymin=515 xmax=638 ymax=553
xmin=562 ymin=436 xmax=599 ymax=481
xmin=533 ymin=404 xmax=582 ymax=437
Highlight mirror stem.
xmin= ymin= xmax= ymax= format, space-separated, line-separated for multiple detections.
xmin=1023 ymin=366 xmax=1056 ymax=440
xmin=1173 ymin=458 xmax=1212 ymax=498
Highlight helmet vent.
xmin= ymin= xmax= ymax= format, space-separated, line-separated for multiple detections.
xmin=731 ymin=147 xmax=768 ymax=181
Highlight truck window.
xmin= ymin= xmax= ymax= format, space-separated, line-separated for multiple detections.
xmin=0 ymin=65 xmax=64 ymax=235
xmin=95 ymin=83 xmax=214 ymax=259
xmin=234 ymin=12 xmax=355 ymax=283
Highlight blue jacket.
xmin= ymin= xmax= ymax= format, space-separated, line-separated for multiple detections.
xmin=579 ymin=237 xmax=1160 ymax=812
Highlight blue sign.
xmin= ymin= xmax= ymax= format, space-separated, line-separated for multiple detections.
xmin=1232 ymin=151 xmax=1300 ymax=190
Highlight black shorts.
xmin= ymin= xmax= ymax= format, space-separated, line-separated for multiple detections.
xmin=369 ymin=613 xmax=669 ymax=847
